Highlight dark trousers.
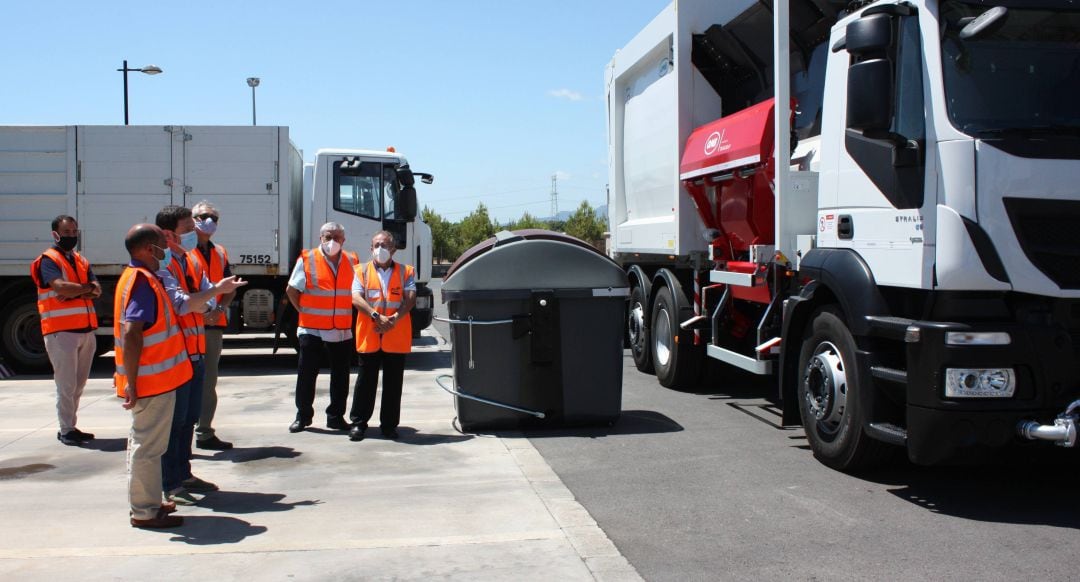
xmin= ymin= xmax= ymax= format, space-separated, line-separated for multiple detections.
xmin=294 ymin=334 xmax=352 ymax=424
xmin=350 ymin=351 xmax=406 ymax=430
xmin=163 ymin=358 xmax=204 ymax=492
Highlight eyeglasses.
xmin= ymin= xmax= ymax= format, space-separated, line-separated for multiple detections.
xmin=194 ymin=213 xmax=219 ymax=222
xmin=372 ymin=242 xmax=393 ymax=249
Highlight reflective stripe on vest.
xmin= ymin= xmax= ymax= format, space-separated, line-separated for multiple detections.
xmin=113 ymin=267 xmax=193 ymax=398
xmin=169 ymin=257 xmax=207 ymax=357
xmin=354 ymin=261 xmax=413 ymax=354
xmin=297 ymin=248 xmax=357 ymax=330
xmin=30 ymin=248 xmax=98 ymax=334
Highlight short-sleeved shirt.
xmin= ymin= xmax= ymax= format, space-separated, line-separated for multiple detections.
xmin=37 ymin=245 xmax=99 ymax=287
xmin=352 ymin=261 xmax=417 ymax=297
xmin=123 ymin=260 xmax=159 ymax=326
xmin=288 ymin=255 xmax=353 ymax=342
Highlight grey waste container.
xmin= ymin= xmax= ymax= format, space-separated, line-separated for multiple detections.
xmin=439 ymin=230 xmax=629 ymax=431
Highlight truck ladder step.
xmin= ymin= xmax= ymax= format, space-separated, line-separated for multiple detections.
xmin=867 ymin=422 xmax=908 ymax=446
xmin=870 ymin=366 xmax=907 ymax=385
xmin=680 ymin=315 xmax=708 ymax=330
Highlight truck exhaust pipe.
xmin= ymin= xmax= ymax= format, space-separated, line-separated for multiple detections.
xmin=1017 ymin=399 xmax=1080 ymax=447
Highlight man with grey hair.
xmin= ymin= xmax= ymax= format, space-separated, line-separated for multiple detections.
xmin=189 ymin=200 xmax=236 ymax=451
xmin=284 ymin=222 xmax=359 ymax=433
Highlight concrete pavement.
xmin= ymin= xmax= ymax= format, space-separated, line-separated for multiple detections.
xmin=0 ymin=330 xmax=640 ymax=581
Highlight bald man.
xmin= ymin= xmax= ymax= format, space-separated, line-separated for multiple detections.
xmin=115 ymin=224 xmax=191 ymax=528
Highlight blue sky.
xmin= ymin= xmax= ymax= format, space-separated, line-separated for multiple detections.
xmin=1 ymin=0 xmax=667 ymax=223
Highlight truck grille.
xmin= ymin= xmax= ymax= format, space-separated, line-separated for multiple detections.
xmin=1003 ymin=198 xmax=1080 ymax=289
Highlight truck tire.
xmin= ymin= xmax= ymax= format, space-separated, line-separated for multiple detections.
xmin=651 ymin=286 xmax=699 ymax=389
xmin=0 ymin=294 xmax=50 ymax=373
xmin=94 ymin=335 xmax=114 ymax=358
xmin=796 ymin=306 xmax=890 ymax=472
xmin=628 ymin=283 xmax=654 ymax=373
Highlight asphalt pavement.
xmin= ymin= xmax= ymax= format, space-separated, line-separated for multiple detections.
xmin=0 ymin=330 xmax=641 ymax=581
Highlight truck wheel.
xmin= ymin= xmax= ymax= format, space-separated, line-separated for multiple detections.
xmin=628 ymin=283 xmax=654 ymax=373
xmin=0 ymin=296 xmax=50 ymax=373
xmin=651 ymin=286 xmax=699 ymax=389
xmin=797 ymin=307 xmax=889 ymax=472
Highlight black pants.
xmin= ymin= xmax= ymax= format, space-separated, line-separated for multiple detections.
xmin=350 ymin=351 xmax=406 ymax=430
xmin=294 ymin=334 xmax=352 ymax=424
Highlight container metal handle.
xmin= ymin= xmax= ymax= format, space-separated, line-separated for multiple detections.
xmin=433 ymin=315 xmax=515 ymax=369
xmin=435 ymin=374 xmax=546 ymax=419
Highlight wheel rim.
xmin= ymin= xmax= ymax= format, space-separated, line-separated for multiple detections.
xmin=802 ymin=341 xmax=848 ymax=434
xmin=653 ymin=306 xmax=672 ymax=367
xmin=628 ymin=301 xmax=646 ymax=351
xmin=7 ymin=308 xmax=46 ymax=362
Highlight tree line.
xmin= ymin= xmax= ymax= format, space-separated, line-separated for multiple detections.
xmin=423 ymin=200 xmax=607 ymax=263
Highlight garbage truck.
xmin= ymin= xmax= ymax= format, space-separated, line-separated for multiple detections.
xmin=607 ymin=0 xmax=1080 ymax=469
xmin=0 ymin=125 xmax=434 ymax=372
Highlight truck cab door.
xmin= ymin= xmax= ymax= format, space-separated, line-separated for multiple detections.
xmin=327 ymin=158 xmax=415 ymax=265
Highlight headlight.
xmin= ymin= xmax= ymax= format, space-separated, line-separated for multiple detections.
xmin=945 ymin=332 xmax=1011 ymax=345
xmin=945 ymin=368 xmax=1016 ymax=398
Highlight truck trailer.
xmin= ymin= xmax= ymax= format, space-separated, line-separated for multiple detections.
xmin=0 ymin=125 xmax=434 ymax=372
xmin=607 ymin=0 xmax=1080 ymax=469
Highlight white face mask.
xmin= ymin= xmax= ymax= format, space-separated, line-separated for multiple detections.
xmin=195 ymin=217 xmax=217 ymax=236
xmin=373 ymin=247 xmax=391 ymax=264
xmin=179 ymin=230 xmax=198 ymax=252
xmin=322 ymin=240 xmax=342 ymax=257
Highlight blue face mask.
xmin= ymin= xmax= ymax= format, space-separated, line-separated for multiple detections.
xmin=154 ymin=245 xmax=173 ymax=271
xmin=180 ymin=230 xmax=198 ymax=251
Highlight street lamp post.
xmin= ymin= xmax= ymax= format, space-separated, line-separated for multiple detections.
xmin=117 ymin=60 xmax=163 ymax=125
xmin=247 ymin=77 xmax=260 ymax=126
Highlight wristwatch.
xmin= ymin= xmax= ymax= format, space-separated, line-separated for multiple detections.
xmin=370 ymin=311 xmax=380 ymax=322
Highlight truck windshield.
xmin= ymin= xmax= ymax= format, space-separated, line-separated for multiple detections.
xmin=940 ymin=1 xmax=1080 ymax=138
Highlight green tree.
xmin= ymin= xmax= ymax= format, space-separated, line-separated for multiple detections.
xmin=563 ymin=200 xmax=605 ymax=243
xmin=508 ymin=211 xmax=548 ymax=231
xmin=422 ymin=206 xmax=460 ymax=263
xmin=457 ymin=202 xmax=497 ymax=250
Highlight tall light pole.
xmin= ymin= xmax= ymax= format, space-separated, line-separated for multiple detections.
xmin=117 ymin=60 xmax=163 ymax=125
xmin=247 ymin=77 xmax=260 ymax=126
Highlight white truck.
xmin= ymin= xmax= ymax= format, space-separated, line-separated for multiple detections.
xmin=608 ymin=0 xmax=1080 ymax=469
xmin=0 ymin=125 xmax=434 ymax=372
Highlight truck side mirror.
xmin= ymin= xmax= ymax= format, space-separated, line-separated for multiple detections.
xmin=845 ymin=13 xmax=896 ymax=133
xmin=847 ymin=59 xmax=892 ymax=132
xmin=400 ymin=186 xmax=418 ymax=221
xmin=397 ymin=165 xmax=416 ymax=187
xmin=846 ymin=13 xmax=893 ymax=55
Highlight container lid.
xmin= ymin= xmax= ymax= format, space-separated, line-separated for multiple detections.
xmin=442 ymin=230 xmax=628 ymax=297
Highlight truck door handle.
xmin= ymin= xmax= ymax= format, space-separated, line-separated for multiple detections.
xmin=838 ymin=215 xmax=854 ymax=240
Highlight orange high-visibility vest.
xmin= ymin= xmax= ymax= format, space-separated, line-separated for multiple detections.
xmin=354 ymin=261 xmax=413 ymax=354
xmin=189 ymin=243 xmax=228 ymax=283
xmin=189 ymin=243 xmax=229 ymax=327
xmin=30 ymin=248 xmax=98 ymax=335
xmin=297 ymin=248 xmax=358 ymax=330
xmin=168 ymin=255 xmax=207 ymax=357
xmin=113 ymin=266 xmax=193 ymax=398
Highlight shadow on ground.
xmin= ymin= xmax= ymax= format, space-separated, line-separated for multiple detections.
xmin=160 ymin=515 xmax=269 ymax=545
xmin=192 ymin=446 xmax=301 ymax=463
xmin=195 ymin=490 xmax=321 ymax=514
xmin=474 ymin=409 xmax=685 ymax=440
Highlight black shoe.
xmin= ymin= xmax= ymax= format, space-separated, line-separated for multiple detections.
xmin=381 ymin=427 xmax=399 ymax=440
xmin=196 ymin=436 xmax=233 ymax=450
xmin=71 ymin=428 xmax=95 ymax=442
xmin=349 ymin=424 xmax=367 ymax=442
xmin=57 ymin=431 xmax=80 ymax=446
xmin=289 ymin=419 xmax=310 ymax=433
xmin=326 ymin=417 xmax=350 ymax=431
